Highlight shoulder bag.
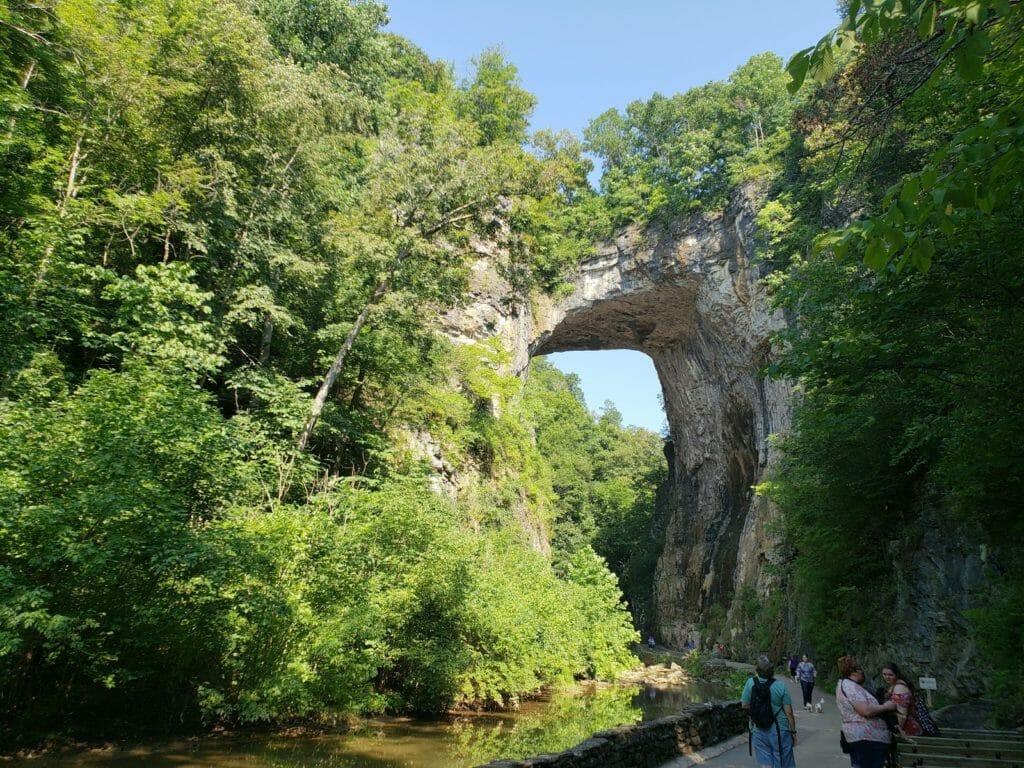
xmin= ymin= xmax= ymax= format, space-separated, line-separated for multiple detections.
xmin=839 ymin=681 xmax=852 ymax=754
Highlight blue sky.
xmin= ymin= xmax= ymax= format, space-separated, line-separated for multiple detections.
xmin=385 ymin=1 xmax=840 ymax=431
xmin=544 ymin=349 xmax=667 ymax=434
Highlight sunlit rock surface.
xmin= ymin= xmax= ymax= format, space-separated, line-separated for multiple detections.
xmin=446 ymin=184 xmax=790 ymax=645
xmin=533 ymin=185 xmax=790 ymax=646
xmin=444 ymin=184 xmax=986 ymax=695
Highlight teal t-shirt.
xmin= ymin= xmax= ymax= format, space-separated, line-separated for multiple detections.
xmin=741 ymin=675 xmax=792 ymax=731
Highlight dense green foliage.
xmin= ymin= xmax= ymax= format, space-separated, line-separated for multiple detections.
xmin=0 ymin=0 xmax=641 ymax=745
xmin=1 ymin=350 xmax=643 ymax=739
xmin=790 ymin=0 xmax=1024 ymax=273
xmin=585 ymin=52 xmax=793 ymax=226
xmin=758 ymin=0 xmax=1024 ymax=721
xmin=524 ymin=360 xmax=668 ymax=630
xmin=5 ymin=0 xmax=1022 ymax=745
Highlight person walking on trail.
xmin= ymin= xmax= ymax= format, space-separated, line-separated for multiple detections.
xmin=788 ymin=654 xmax=799 ymax=680
xmin=796 ymin=655 xmax=817 ymax=710
xmin=742 ymin=654 xmax=797 ymax=768
xmin=836 ymin=655 xmax=897 ymax=768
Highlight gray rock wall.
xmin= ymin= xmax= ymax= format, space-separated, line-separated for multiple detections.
xmin=440 ymin=184 xmax=987 ymax=698
xmin=530 ymin=186 xmax=791 ymax=648
xmin=865 ymin=518 xmax=990 ymax=699
xmin=444 ymin=184 xmax=791 ymax=646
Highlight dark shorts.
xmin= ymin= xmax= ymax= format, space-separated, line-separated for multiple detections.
xmin=848 ymin=739 xmax=890 ymax=768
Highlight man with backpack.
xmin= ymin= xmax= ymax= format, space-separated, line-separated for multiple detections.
xmin=742 ymin=655 xmax=798 ymax=767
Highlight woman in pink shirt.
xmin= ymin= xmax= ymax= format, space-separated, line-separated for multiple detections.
xmin=836 ymin=655 xmax=897 ymax=768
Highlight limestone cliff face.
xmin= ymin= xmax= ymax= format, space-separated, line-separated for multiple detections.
xmin=857 ymin=517 xmax=990 ymax=700
xmin=443 ymin=185 xmax=988 ymax=695
xmin=532 ymin=186 xmax=791 ymax=647
xmin=445 ymin=184 xmax=791 ymax=645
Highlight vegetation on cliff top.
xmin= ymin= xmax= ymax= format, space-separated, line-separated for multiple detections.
xmin=584 ymin=51 xmax=793 ymax=226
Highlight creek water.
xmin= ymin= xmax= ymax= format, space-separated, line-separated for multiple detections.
xmin=19 ymin=680 xmax=731 ymax=768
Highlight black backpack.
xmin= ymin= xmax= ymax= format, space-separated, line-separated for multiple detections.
xmin=749 ymin=675 xmax=781 ymax=730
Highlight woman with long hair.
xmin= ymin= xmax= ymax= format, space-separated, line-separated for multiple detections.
xmin=836 ymin=655 xmax=897 ymax=768
xmin=881 ymin=662 xmax=941 ymax=737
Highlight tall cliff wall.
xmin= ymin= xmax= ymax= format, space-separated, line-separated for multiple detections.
xmin=445 ymin=184 xmax=790 ymax=648
xmin=441 ymin=185 xmax=987 ymax=695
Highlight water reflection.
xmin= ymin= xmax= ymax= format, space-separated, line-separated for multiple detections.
xmin=19 ymin=681 xmax=730 ymax=768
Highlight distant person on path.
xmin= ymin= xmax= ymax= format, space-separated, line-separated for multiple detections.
xmin=647 ymin=634 xmax=656 ymax=649
xmin=881 ymin=662 xmax=941 ymax=737
xmin=788 ymin=654 xmax=799 ymax=680
xmin=742 ymin=654 xmax=797 ymax=768
xmin=836 ymin=655 xmax=897 ymax=768
xmin=797 ymin=655 xmax=817 ymax=709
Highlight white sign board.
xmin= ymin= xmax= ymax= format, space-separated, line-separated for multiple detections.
xmin=919 ymin=677 xmax=937 ymax=690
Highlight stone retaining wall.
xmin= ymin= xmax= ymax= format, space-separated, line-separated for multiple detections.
xmin=474 ymin=701 xmax=746 ymax=768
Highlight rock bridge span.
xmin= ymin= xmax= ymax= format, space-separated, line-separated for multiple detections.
xmin=446 ymin=185 xmax=791 ymax=645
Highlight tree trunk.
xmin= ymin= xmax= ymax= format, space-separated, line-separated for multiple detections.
xmin=258 ymin=314 xmax=274 ymax=365
xmin=32 ymin=133 xmax=83 ymax=293
xmin=6 ymin=60 xmax=35 ymax=137
xmin=295 ymin=277 xmax=389 ymax=451
xmin=259 ymin=272 xmax=280 ymax=365
xmin=348 ymin=361 xmax=369 ymax=410
xmin=19 ymin=60 xmax=34 ymax=89
xmin=61 ymin=133 xmax=83 ymax=205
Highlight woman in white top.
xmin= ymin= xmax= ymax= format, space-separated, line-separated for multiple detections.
xmin=835 ymin=655 xmax=896 ymax=768
xmin=796 ymin=655 xmax=817 ymax=709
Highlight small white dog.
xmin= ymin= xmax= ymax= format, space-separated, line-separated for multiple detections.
xmin=815 ymin=698 xmax=824 ymax=714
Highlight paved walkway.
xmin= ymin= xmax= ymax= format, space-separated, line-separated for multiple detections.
xmin=680 ymin=673 xmax=849 ymax=768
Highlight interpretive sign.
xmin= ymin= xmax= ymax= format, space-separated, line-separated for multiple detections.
xmin=919 ymin=676 xmax=937 ymax=706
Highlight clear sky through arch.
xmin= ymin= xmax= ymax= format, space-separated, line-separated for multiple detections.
xmin=542 ymin=350 xmax=667 ymax=433
xmin=385 ymin=1 xmax=840 ymax=433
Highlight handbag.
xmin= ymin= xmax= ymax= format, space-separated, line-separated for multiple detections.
xmin=839 ymin=681 xmax=852 ymax=753
xmin=913 ymin=692 xmax=942 ymax=737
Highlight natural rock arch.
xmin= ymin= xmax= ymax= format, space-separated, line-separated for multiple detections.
xmin=447 ymin=185 xmax=991 ymax=691
xmin=447 ymin=185 xmax=791 ymax=645
xmin=534 ymin=188 xmax=789 ymax=644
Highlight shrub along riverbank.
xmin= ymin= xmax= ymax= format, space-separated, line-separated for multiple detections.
xmin=0 ymin=358 xmax=645 ymax=745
